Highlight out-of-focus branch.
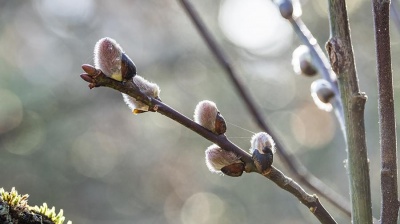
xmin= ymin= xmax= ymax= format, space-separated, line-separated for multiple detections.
xmin=288 ymin=17 xmax=345 ymax=136
xmin=390 ymin=0 xmax=400 ymax=33
xmin=276 ymin=0 xmax=345 ymax=137
xmin=372 ymin=0 xmax=399 ymax=223
xmin=80 ymin=65 xmax=337 ymax=223
xmin=178 ymin=0 xmax=351 ymax=217
xmin=326 ymin=1 xmax=372 ymax=223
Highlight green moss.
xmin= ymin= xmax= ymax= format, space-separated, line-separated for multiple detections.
xmin=31 ymin=203 xmax=71 ymax=224
xmin=0 ymin=187 xmax=72 ymax=224
xmin=0 ymin=187 xmax=28 ymax=207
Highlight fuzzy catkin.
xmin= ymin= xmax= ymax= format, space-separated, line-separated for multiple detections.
xmin=193 ymin=100 xmax=218 ymax=132
xmin=94 ymin=37 xmax=124 ymax=81
xmin=122 ymin=75 xmax=160 ymax=112
xmin=311 ymin=79 xmax=334 ymax=112
xmin=250 ymin=132 xmax=276 ymax=154
xmin=205 ymin=144 xmax=241 ymax=174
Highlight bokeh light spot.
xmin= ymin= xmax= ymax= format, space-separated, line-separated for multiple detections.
xmin=247 ymin=64 xmax=296 ymax=110
xmin=291 ymin=104 xmax=336 ymax=149
xmin=0 ymin=88 xmax=23 ymax=134
xmin=218 ymin=0 xmax=292 ymax=56
xmin=34 ymin=0 xmax=95 ymax=37
xmin=35 ymin=0 xmax=94 ymax=23
xmin=2 ymin=110 xmax=45 ymax=155
xmin=70 ymin=131 xmax=119 ymax=179
xmin=180 ymin=192 xmax=225 ymax=224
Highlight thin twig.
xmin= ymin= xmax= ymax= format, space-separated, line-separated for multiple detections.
xmin=288 ymin=17 xmax=345 ymax=136
xmin=326 ymin=1 xmax=372 ymax=223
xmin=178 ymin=0 xmax=351 ymax=217
xmin=80 ymin=67 xmax=337 ymax=223
xmin=372 ymin=0 xmax=399 ymax=223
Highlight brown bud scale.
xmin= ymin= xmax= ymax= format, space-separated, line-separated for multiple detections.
xmin=81 ymin=64 xmax=97 ymax=75
xmin=214 ymin=112 xmax=227 ymax=135
xmin=221 ymin=163 xmax=244 ymax=177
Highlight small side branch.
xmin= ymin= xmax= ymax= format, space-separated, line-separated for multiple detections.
xmin=178 ymin=0 xmax=351 ymax=217
xmin=372 ymin=0 xmax=399 ymax=223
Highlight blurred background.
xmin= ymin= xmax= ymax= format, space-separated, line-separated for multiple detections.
xmin=0 ymin=0 xmax=397 ymax=223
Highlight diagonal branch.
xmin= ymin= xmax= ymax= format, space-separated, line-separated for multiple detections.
xmin=266 ymin=167 xmax=336 ymax=224
xmin=288 ymin=17 xmax=345 ymax=136
xmin=80 ymin=66 xmax=337 ymax=223
xmin=372 ymin=0 xmax=399 ymax=223
xmin=178 ymin=0 xmax=351 ymax=217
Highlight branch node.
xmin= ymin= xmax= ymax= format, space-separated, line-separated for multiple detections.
xmin=352 ymin=92 xmax=368 ymax=111
xmin=326 ymin=37 xmax=345 ymax=75
xmin=152 ymin=104 xmax=159 ymax=112
xmin=310 ymin=206 xmax=317 ymax=213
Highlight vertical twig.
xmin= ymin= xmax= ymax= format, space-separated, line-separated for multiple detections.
xmin=178 ymin=0 xmax=351 ymax=217
xmin=326 ymin=1 xmax=372 ymax=223
xmin=372 ymin=0 xmax=399 ymax=223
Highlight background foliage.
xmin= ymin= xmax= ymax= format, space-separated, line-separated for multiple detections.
xmin=0 ymin=0 xmax=397 ymax=223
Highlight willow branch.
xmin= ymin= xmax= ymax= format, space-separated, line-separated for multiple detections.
xmin=266 ymin=167 xmax=335 ymax=224
xmin=326 ymin=1 xmax=372 ymax=223
xmin=372 ymin=0 xmax=399 ymax=223
xmin=80 ymin=66 xmax=337 ymax=223
xmin=288 ymin=17 xmax=345 ymax=136
xmin=178 ymin=0 xmax=351 ymax=217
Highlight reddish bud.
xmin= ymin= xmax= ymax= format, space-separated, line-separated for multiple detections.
xmin=80 ymin=73 xmax=94 ymax=83
xmin=81 ymin=64 xmax=97 ymax=75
